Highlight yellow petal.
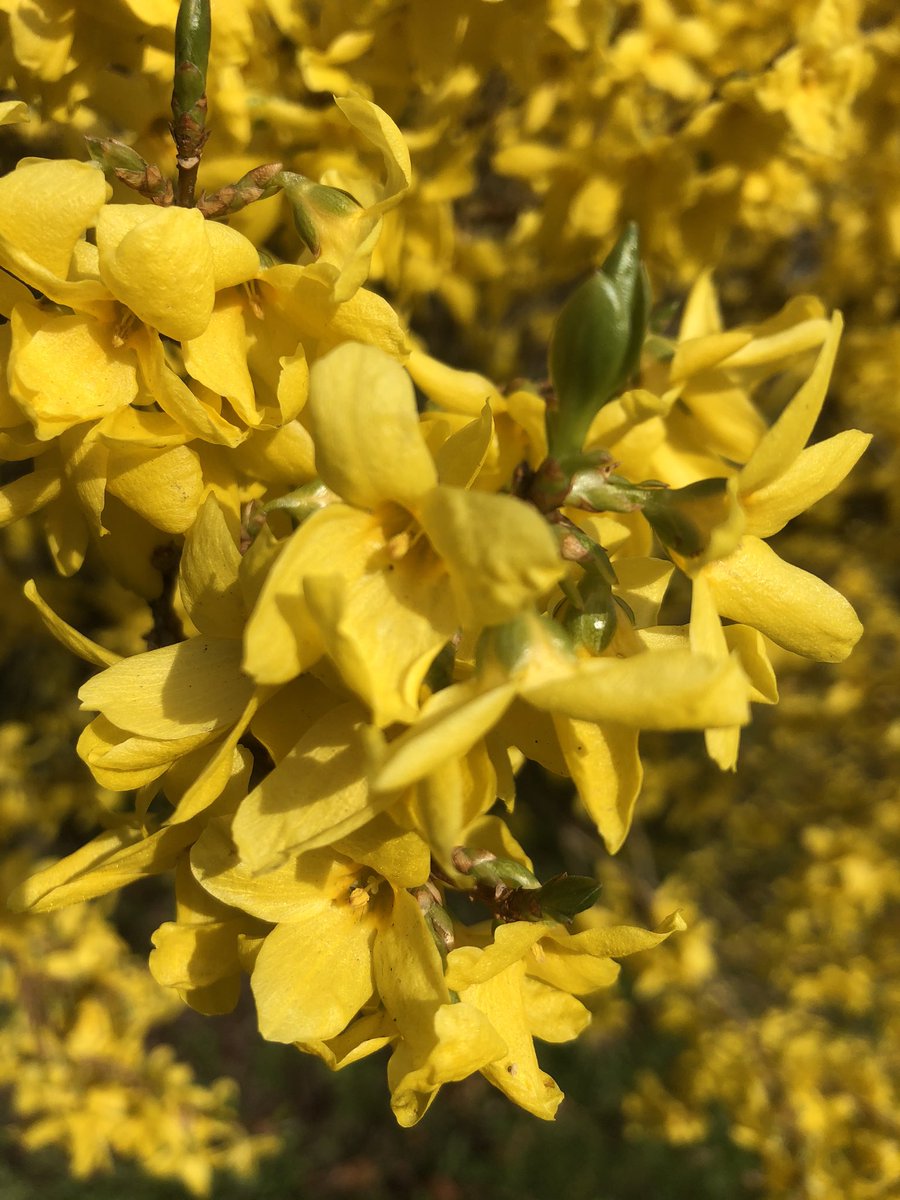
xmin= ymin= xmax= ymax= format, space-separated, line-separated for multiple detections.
xmin=522 ymin=977 xmax=591 ymax=1043
xmin=193 ymin=826 xmax=340 ymax=923
xmin=7 ymin=821 xmax=199 ymax=912
xmin=386 ymin=1000 xmax=507 ymax=1128
xmin=614 ymin=557 xmax=674 ymax=627
xmin=182 ymin=294 xmax=259 ymax=427
xmin=106 ymin=443 xmax=204 ymax=534
xmin=231 ymin=702 xmax=377 ymax=871
xmin=24 ymin=579 xmax=121 ymax=668
xmin=738 ymin=313 xmax=843 ymax=494
xmin=10 ymin=303 xmax=138 ymax=438
xmin=296 ymin=1011 xmax=393 ymax=1070
xmin=524 ymin=648 xmax=750 ymax=730
xmin=743 ymin=429 xmax=872 ymax=538
xmin=431 ymin=403 xmax=494 ymax=489
xmin=97 ymin=204 xmax=215 ymax=341
xmin=150 ymin=921 xmax=242 ymax=991
xmin=419 ymin=486 xmax=563 ymax=627
xmin=459 ymin=961 xmax=563 ymax=1120
xmin=302 ymin=538 xmax=455 ymax=726
xmin=553 ymin=717 xmax=642 ymax=854
xmin=0 ymin=466 xmax=61 ymax=527
xmin=334 ymin=95 xmax=412 ymax=217
xmin=78 ymin=637 xmax=253 ymax=738
xmin=702 ymin=535 xmax=863 ymax=662
xmin=0 ymin=100 xmax=29 ymax=125
xmin=204 ymin=219 xmax=260 ymax=290
xmin=445 ymin=923 xmax=548 ymax=992
xmin=406 ymin=349 xmax=505 ymax=417
xmin=307 ymin=342 xmax=436 ymax=511
xmin=252 ymin=906 xmax=376 ymax=1043
xmin=373 ymin=682 xmax=517 ymax=793
xmin=334 ymin=814 xmax=431 ymax=889
xmin=167 ymin=713 xmax=256 ymax=825
xmin=0 ymin=158 xmax=108 ymax=278
xmin=547 ymin=910 xmax=687 ymax=958
xmin=179 ymin=492 xmax=245 ymax=638
xmin=77 ymin=714 xmax=211 ymax=787
xmin=132 ymin=326 xmax=246 ymax=446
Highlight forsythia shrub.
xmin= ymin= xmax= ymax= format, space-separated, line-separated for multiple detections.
xmin=0 ymin=0 xmax=888 ymax=1195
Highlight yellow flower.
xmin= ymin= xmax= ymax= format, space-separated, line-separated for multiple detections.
xmin=244 ymin=342 xmax=564 ymax=725
xmin=372 ymin=609 xmax=749 ymax=852
xmin=680 ymin=312 xmax=870 ymax=767
xmin=443 ymin=896 xmax=686 ymax=1118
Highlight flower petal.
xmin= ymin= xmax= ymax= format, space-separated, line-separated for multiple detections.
xmin=78 ymin=637 xmax=253 ymax=739
xmin=307 ymin=342 xmax=436 ymax=511
xmin=743 ymin=429 xmax=872 ymax=538
xmin=97 ymin=204 xmax=215 ymax=341
xmin=553 ymin=717 xmax=642 ymax=854
xmin=252 ymin=905 xmax=376 ymax=1043
xmin=702 ymin=535 xmax=863 ymax=662
xmin=739 ymin=312 xmax=843 ymax=494
xmin=418 ymin=486 xmax=563 ymax=627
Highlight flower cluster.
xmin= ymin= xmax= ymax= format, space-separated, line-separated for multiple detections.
xmin=0 ymin=0 xmax=875 ymax=1187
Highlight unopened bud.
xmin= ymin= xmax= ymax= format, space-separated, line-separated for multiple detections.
xmin=197 ymin=162 xmax=284 ymax=220
xmin=547 ymin=223 xmax=651 ymax=461
xmin=452 ymin=847 xmax=540 ymax=891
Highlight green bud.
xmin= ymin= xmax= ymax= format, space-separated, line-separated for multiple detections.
xmin=85 ymin=138 xmax=174 ymax=205
xmin=563 ymin=595 xmax=618 ymax=655
xmin=412 ymin=884 xmax=455 ymax=963
xmin=197 ymin=162 xmax=284 ymax=220
xmin=261 ymin=480 xmax=337 ymax=524
xmin=173 ymin=0 xmax=210 ymax=118
xmin=547 ymin=223 xmax=651 ymax=461
xmin=452 ymin=847 xmax=540 ymax=891
xmin=474 ymin=612 xmax=573 ymax=680
xmin=276 ymin=171 xmax=362 ymax=259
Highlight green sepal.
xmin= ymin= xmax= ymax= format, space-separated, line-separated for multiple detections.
xmin=276 ymin=171 xmax=362 ymax=259
xmin=642 ymin=477 xmax=730 ymax=558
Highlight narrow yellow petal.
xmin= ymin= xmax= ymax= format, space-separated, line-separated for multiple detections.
xmin=739 ymin=312 xmax=843 ymax=494
xmin=0 ymin=466 xmax=61 ymax=527
xmin=553 ymin=717 xmax=642 ymax=854
xmin=743 ymin=429 xmax=872 ymax=538
xmin=373 ymin=682 xmax=517 ymax=793
xmin=24 ymin=579 xmax=121 ymax=667
xmin=182 ymin=294 xmax=259 ymax=427
xmin=7 ymin=822 xmax=199 ymax=912
xmin=703 ymin=535 xmax=863 ymax=662
xmin=460 ymin=962 xmax=563 ymax=1120
xmin=524 ymin=648 xmax=750 ymax=730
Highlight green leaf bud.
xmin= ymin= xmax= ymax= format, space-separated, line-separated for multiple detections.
xmin=547 ymin=223 xmax=651 ymax=461
xmin=173 ymin=0 xmax=210 ymax=119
